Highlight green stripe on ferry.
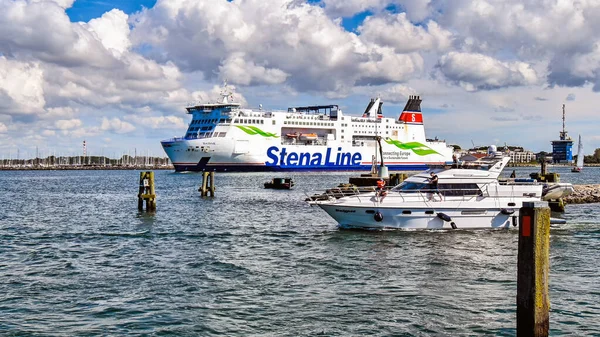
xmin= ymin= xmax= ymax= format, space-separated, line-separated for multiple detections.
xmin=235 ymin=125 xmax=279 ymax=138
xmin=384 ymin=139 xmax=440 ymax=156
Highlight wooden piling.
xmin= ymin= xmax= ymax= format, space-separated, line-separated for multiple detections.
xmin=138 ymin=171 xmax=156 ymax=211
xmin=199 ymin=171 xmax=215 ymax=197
xmin=517 ymin=201 xmax=550 ymax=337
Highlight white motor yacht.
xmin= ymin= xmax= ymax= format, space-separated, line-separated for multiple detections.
xmin=309 ymin=147 xmax=557 ymax=230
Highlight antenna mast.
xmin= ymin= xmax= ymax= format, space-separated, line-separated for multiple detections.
xmin=560 ymin=104 xmax=567 ymax=140
xmin=562 ymin=104 xmax=565 ymax=137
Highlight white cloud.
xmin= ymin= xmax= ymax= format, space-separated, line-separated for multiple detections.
xmin=358 ymin=13 xmax=452 ymax=53
xmin=219 ymin=52 xmax=289 ymax=85
xmin=55 ymin=119 xmax=82 ymax=130
xmin=0 ymin=57 xmax=46 ymax=114
xmin=380 ymin=84 xmax=418 ymax=103
xmin=438 ymin=52 xmax=539 ymax=91
xmin=0 ymin=0 xmax=117 ymax=69
xmin=321 ymin=0 xmax=388 ymax=18
xmin=130 ymin=0 xmax=430 ymax=93
xmin=42 ymin=106 xmax=78 ymax=120
xmin=135 ymin=115 xmax=187 ymax=129
xmin=42 ymin=130 xmax=56 ymax=136
xmin=0 ymin=122 xmax=7 ymax=133
xmin=101 ymin=117 xmax=136 ymax=134
xmin=30 ymin=0 xmax=75 ymax=9
xmin=87 ymin=9 xmax=131 ymax=57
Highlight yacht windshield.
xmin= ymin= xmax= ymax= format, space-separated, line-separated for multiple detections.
xmin=391 ymin=181 xmax=428 ymax=193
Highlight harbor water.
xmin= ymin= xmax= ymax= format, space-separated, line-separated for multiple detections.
xmin=1 ymin=166 xmax=599 ymax=336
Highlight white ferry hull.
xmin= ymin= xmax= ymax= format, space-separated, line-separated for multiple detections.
xmin=162 ymin=138 xmax=449 ymax=172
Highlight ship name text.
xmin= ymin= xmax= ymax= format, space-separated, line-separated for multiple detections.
xmin=265 ymin=146 xmax=362 ymax=167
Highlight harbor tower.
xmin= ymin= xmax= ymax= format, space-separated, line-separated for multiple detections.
xmin=551 ymin=104 xmax=573 ymax=163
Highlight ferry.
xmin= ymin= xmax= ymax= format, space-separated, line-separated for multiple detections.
xmin=161 ymin=85 xmax=454 ymax=172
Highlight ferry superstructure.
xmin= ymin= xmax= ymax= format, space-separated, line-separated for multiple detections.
xmin=161 ymin=88 xmax=454 ymax=172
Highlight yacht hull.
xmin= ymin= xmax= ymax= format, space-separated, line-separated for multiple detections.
xmin=317 ymin=203 xmax=527 ymax=230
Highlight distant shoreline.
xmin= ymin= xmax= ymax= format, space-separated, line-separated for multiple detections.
xmin=0 ymin=165 xmax=175 ymax=171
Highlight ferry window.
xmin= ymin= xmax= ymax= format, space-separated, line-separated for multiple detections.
xmin=341 ymin=135 xmax=344 ymax=139
xmin=272 ymin=120 xmax=276 ymax=125
xmin=261 ymin=120 xmax=264 ymax=124
xmin=341 ymin=129 xmax=344 ymax=133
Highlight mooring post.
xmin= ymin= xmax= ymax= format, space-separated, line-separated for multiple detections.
xmin=517 ymin=201 xmax=550 ymax=337
xmin=138 ymin=171 xmax=156 ymax=211
xmin=199 ymin=171 xmax=215 ymax=197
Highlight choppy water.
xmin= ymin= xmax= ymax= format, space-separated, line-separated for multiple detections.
xmin=0 ymin=166 xmax=599 ymax=336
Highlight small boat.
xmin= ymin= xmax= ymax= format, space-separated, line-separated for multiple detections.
xmin=572 ymin=134 xmax=583 ymax=172
xmin=264 ymin=177 xmax=295 ymax=189
xmin=286 ymin=133 xmax=299 ymax=138
xmin=542 ymin=183 xmax=574 ymax=200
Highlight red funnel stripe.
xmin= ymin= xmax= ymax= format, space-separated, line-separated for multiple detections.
xmin=399 ymin=111 xmax=423 ymax=124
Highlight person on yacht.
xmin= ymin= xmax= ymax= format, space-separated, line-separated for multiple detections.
xmin=428 ymin=172 xmax=442 ymax=200
xmin=376 ymin=178 xmax=388 ymax=202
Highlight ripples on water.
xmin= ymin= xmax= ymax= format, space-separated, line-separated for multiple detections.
xmin=0 ymin=167 xmax=599 ymax=336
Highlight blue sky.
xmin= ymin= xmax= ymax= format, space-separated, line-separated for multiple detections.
xmin=66 ymin=0 xmax=157 ymax=22
xmin=1 ymin=0 xmax=600 ymax=159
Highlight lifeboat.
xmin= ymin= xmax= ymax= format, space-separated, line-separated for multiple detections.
xmin=298 ymin=133 xmax=318 ymax=141
xmin=286 ymin=133 xmax=299 ymax=138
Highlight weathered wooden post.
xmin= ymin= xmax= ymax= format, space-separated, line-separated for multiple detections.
xmin=199 ymin=171 xmax=215 ymax=197
xmin=517 ymin=201 xmax=550 ymax=337
xmin=209 ymin=171 xmax=215 ymax=196
xmin=138 ymin=171 xmax=156 ymax=211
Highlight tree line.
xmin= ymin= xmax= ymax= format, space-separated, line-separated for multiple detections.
xmin=583 ymin=148 xmax=600 ymax=164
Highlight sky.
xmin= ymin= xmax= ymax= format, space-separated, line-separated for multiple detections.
xmin=1 ymin=0 xmax=600 ymax=159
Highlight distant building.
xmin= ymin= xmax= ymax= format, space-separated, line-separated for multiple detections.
xmin=551 ymin=139 xmax=573 ymax=163
xmin=509 ymin=149 xmax=535 ymax=163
